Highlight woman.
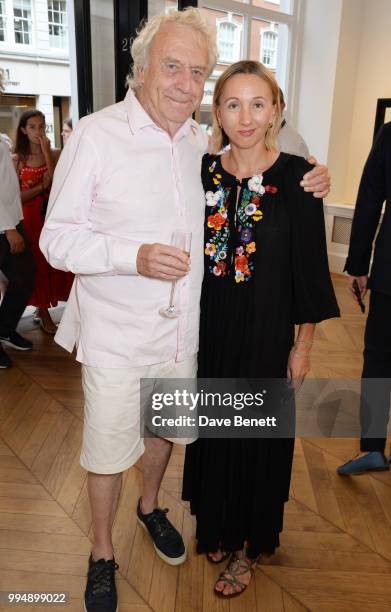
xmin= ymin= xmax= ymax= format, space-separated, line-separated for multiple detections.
xmin=61 ymin=118 xmax=73 ymax=145
xmin=182 ymin=61 xmax=339 ymax=597
xmin=13 ymin=110 xmax=74 ymax=333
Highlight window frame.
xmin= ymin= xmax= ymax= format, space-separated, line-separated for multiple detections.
xmin=216 ymin=14 xmax=242 ymax=64
xmin=12 ymin=0 xmax=34 ymax=47
xmin=260 ymin=27 xmax=278 ymax=70
xmin=0 ymin=0 xmax=6 ymax=43
xmin=47 ymin=0 xmax=68 ymax=50
xmin=199 ymin=0 xmax=304 ymax=125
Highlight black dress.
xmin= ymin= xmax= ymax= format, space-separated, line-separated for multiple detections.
xmin=182 ymin=152 xmax=340 ymax=559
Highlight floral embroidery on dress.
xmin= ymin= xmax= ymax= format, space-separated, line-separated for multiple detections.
xmin=204 ymin=157 xmax=278 ymax=282
xmin=204 ymin=174 xmax=231 ymax=277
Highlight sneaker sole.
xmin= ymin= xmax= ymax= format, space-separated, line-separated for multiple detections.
xmin=0 ymin=339 xmax=32 ymax=351
xmin=137 ymin=517 xmax=187 ymax=566
xmin=84 ymin=603 xmax=118 ymax=612
xmin=338 ymin=466 xmax=390 ymax=476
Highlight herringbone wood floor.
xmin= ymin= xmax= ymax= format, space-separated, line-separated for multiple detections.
xmin=1 ymin=274 xmax=390 ymax=611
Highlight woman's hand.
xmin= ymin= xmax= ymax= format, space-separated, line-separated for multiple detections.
xmin=42 ymin=172 xmax=51 ymax=190
xmin=287 ymin=347 xmax=310 ymax=390
xmin=39 ymin=134 xmax=51 ymax=157
xmin=5 ymin=229 xmax=25 ymax=254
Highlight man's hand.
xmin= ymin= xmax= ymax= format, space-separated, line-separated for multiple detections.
xmin=348 ymin=274 xmax=368 ymax=304
xmin=301 ymin=156 xmax=331 ymax=198
xmin=137 ymin=243 xmax=190 ymax=280
xmin=5 ymin=229 xmax=25 ymax=254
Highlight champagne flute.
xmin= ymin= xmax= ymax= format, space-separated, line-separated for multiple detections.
xmin=159 ymin=230 xmax=192 ymax=318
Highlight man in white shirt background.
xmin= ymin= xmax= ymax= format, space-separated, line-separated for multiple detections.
xmin=277 ymin=87 xmax=310 ymax=159
xmin=0 ymin=72 xmax=35 ymax=369
xmin=40 ymin=9 xmax=331 ymax=612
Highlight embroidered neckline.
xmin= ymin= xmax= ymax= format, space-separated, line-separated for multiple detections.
xmin=205 ymin=155 xmax=279 ymax=283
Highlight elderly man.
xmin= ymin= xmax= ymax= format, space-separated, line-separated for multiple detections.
xmin=40 ymin=8 xmax=330 ymax=612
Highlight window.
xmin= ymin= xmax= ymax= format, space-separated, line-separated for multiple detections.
xmin=261 ymin=29 xmax=278 ymax=69
xmin=164 ymin=1 xmax=178 ymax=14
xmin=48 ymin=0 xmax=67 ymax=49
xmin=199 ymin=1 xmax=300 ymax=130
xmin=13 ymin=0 xmax=32 ymax=45
xmin=253 ymin=0 xmax=293 ymax=13
xmin=217 ymin=17 xmax=241 ymax=63
xmin=0 ymin=0 xmax=6 ymax=42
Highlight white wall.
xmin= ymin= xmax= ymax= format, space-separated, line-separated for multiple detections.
xmin=295 ymin=0 xmax=343 ymax=165
xmin=296 ymin=0 xmax=391 ymax=207
xmin=327 ymin=0 xmax=364 ymax=204
xmin=344 ymin=0 xmax=391 ymax=203
xmin=1 ymin=58 xmax=71 ymax=96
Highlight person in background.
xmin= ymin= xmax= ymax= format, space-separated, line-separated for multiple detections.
xmin=277 ymin=88 xmax=310 ymax=158
xmin=61 ymin=118 xmax=73 ymax=145
xmin=0 ymin=132 xmax=12 ymax=151
xmin=13 ymin=110 xmax=74 ymax=334
xmin=337 ymin=122 xmax=391 ymax=475
xmin=0 ymin=72 xmax=35 ymax=368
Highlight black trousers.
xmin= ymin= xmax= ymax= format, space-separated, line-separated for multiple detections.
xmin=0 ymin=222 xmax=35 ymax=337
xmin=360 ymin=290 xmax=391 ymax=453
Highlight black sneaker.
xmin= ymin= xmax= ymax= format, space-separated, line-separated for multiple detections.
xmin=0 ymin=331 xmax=33 ymax=351
xmin=84 ymin=555 xmax=118 ymax=612
xmin=136 ymin=497 xmax=186 ymax=565
xmin=0 ymin=345 xmax=12 ymax=369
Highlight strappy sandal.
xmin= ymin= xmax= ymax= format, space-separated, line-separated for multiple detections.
xmin=206 ymin=550 xmax=230 ymax=564
xmin=214 ymin=553 xmax=255 ymax=598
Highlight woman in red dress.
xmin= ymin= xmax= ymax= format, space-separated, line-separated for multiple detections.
xmin=13 ymin=110 xmax=74 ymax=333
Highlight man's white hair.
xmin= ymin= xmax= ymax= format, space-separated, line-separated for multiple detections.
xmin=127 ymin=7 xmax=217 ymax=90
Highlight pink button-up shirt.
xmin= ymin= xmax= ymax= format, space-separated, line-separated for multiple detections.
xmin=40 ymin=89 xmax=208 ymax=367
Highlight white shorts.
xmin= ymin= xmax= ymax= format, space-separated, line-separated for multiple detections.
xmin=80 ymin=355 xmax=197 ymax=474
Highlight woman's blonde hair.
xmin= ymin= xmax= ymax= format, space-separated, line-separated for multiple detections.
xmin=127 ymin=7 xmax=217 ymax=90
xmin=211 ymin=60 xmax=282 ymax=153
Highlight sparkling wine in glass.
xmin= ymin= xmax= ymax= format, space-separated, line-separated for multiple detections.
xmin=159 ymin=230 xmax=192 ymax=318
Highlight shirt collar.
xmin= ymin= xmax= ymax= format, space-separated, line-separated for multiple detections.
xmin=124 ymin=88 xmax=193 ymax=141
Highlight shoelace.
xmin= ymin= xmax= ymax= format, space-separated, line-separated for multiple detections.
xmin=149 ymin=508 xmax=176 ymax=539
xmin=89 ymin=560 xmax=118 ymax=596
